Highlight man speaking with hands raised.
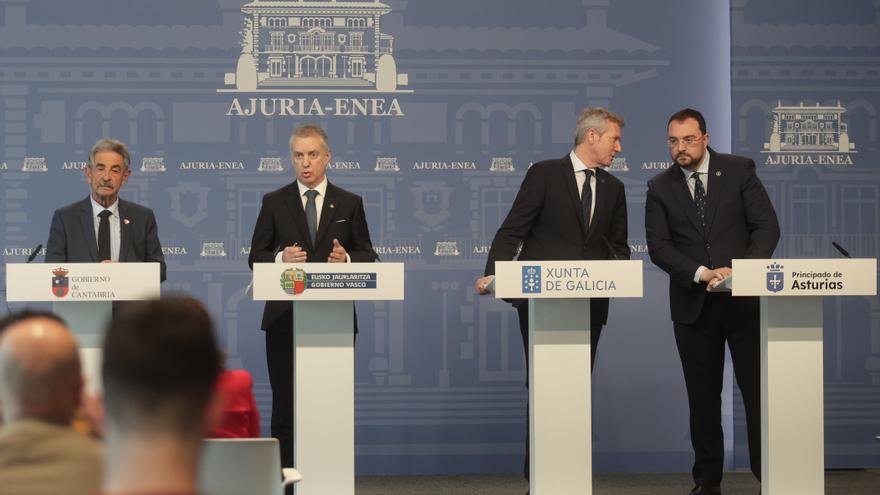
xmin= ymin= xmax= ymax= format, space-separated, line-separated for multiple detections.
xmin=248 ymin=124 xmax=377 ymax=466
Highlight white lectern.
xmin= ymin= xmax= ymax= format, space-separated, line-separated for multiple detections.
xmin=730 ymin=258 xmax=877 ymax=495
xmin=252 ymin=262 xmax=404 ymax=495
xmin=5 ymin=262 xmax=161 ymax=393
xmin=494 ymin=260 xmax=643 ymax=495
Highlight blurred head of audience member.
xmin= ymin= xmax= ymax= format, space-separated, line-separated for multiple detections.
xmin=0 ymin=310 xmax=102 ymax=495
xmin=101 ymin=296 xmax=222 ymax=495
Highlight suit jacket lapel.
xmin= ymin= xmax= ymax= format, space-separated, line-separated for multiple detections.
xmin=670 ymin=168 xmax=705 ymax=237
xmin=559 ymin=156 xmax=588 ymax=238
xmin=314 ymin=183 xmax=338 ymax=247
xmin=281 ymin=183 xmax=314 ymax=251
xmin=703 ymin=151 xmax=723 ymax=236
xmin=118 ymin=200 xmax=131 ymax=262
xmin=77 ymin=197 xmax=99 ymax=262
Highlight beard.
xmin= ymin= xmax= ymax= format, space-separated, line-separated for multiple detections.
xmin=674 ymin=147 xmax=705 ymax=168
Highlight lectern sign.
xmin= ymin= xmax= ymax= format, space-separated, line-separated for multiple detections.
xmin=732 ymin=258 xmax=877 ymax=296
xmin=5 ymin=263 xmax=161 ymax=302
xmin=494 ymin=260 xmax=643 ymax=299
xmin=253 ymin=262 xmax=403 ymax=301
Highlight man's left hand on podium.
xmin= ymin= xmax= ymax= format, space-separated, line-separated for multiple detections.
xmin=328 ymin=238 xmax=348 ymax=263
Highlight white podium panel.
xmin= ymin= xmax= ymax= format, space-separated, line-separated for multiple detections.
xmin=495 ymin=260 xmax=643 ymax=495
xmin=252 ymin=262 xmax=403 ymax=495
xmin=5 ymin=262 xmax=161 ymax=394
xmin=731 ymin=258 xmax=877 ymax=495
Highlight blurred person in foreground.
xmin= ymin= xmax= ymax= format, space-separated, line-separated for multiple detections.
xmin=101 ymin=297 xmax=222 ymax=495
xmin=0 ymin=310 xmax=102 ymax=495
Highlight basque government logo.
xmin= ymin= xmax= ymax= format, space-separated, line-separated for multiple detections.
xmin=766 ymin=263 xmax=784 ymax=293
xmin=52 ymin=267 xmax=69 ymax=298
xmin=522 ymin=266 xmax=541 ymax=294
xmin=281 ymin=268 xmax=308 ymax=295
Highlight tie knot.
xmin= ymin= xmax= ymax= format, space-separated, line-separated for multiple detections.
xmin=304 ymin=189 xmax=318 ymax=200
xmin=583 ymin=169 xmax=593 ymax=179
xmin=98 ymin=210 xmax=112 ymax=219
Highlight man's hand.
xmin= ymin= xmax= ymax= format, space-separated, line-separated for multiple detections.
xmin=327 ymin=238 xmax=347 ymax=263
xmin=281 ymin=244 xmax=307 ymax=263
xmin=700 ymin=267 xmax=732 ymax=292
xmin=475 ymin=275 xmax=494 ymax=295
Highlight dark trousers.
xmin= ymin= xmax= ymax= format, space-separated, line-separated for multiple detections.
xmin=265 ymin=329 xmax=294 ymax=468
xmin=673 ymin=293 xmax=761 ymax=487
xmin=517 ymin=303 xmax=602 ymax=480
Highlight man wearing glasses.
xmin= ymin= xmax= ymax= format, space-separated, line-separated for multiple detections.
xmin=645 ymin=108 xmax=779 ymax=495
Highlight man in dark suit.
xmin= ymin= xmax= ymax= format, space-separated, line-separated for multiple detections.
xmin=476 ymin=107 xmax=630 ymax=480
xmin=248 ymin=124 xmax=377 ymax=467
xmin=645 ymin=108 xmax=780 ymax=495
xmin=45 ymin=139 xmax=166 ymax=282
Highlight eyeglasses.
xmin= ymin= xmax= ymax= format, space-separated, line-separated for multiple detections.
xmin=666 ymin=135 xmax=704 ymax=148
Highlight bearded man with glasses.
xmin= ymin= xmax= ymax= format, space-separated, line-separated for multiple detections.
xmin=645 ymin=108 xmax=780 ymax=495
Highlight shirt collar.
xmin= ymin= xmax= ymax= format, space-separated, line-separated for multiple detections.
xmin=681 ymin=149 xmax=711 ymax=179
xmin=90 ymin=196 xmax=120 ymax=218
xmin=297 ymin=177 xmax=328 ymax=198
xmin=569 ymin=150 xmax=591 ymax=174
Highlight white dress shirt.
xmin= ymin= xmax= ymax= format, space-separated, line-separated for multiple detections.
xmin=89 ymin=196 xmax=121 ymax=262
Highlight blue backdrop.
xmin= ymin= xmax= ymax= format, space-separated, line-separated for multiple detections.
xmin=1 ymin=0 xmax=877 ymax=475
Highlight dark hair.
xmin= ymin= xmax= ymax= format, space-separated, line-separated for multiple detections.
xmin=0 ymin=310 xmax=66 ymax=336
xmin=667 ymin=108 xmax=707 ymax=134
xmin=102 ymin=297 xmax=221 ymax=436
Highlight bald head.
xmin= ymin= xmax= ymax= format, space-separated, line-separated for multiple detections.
xmin=0 ymin=314 xmax=81 ymax=424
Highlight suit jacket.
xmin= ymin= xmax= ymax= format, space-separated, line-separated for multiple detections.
xmin=0 ymin=418 xmax=103 ymax=495
xmin=248 ymin=180 xmax=378 ymax=332
xmin=484 ymin=155 xmax=630 ymax=327
xmin=45 ymin=196 xmax=167 ymax=281
xmin=645 ymin=148 xmax=780 ymax=324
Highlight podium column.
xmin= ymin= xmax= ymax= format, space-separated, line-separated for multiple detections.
xmin=529 ymin=298 xmax=592 ymax=495
xmin=761 ymin=296 xmax=823 ymax=495
xmin=293 ymin=300 xmax=355 ymax=495
xmin=53 ymin=301 xmax=112 ymax=395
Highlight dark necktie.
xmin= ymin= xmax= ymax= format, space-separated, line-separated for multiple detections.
xmin=305 ymin=189 xmax=318 ymax=246
xmin=581 ymin=169 xmax=593 ymax=229
xmin=97 ymin=209 xmax=112 ymax=261
xmin=693 ymin=172 xmax=707 ymax=231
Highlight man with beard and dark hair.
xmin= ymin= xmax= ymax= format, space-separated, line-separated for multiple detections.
xmin=645 ymin=108 xmax=780 ymax=495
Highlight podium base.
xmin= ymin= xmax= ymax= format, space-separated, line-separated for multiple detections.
xmin=761 ymin=296 xmax=824 ymax=495
xmin=529 ymin=298 xmax=592 ymax=495
xmin=53 ymin=301 xmax=111 ymax=395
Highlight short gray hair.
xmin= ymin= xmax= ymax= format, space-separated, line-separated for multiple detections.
xmin=289 ymin=124 xmax=330 ymax=152
xmin=89 ymin=139 xmax=131 ymax=170
xmin=574 ymin=107 xmax=625 ymax=145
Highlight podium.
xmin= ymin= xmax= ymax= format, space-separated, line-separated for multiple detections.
xmin=252 ymin=262 xmax=404 ymax=495
xmin=494 ymin=260 xmax=643 ymax=495
xmin=5 ymin=262 xmax=161 ymax=393
xmin=730 ymin=258 xmax=877 ymax=495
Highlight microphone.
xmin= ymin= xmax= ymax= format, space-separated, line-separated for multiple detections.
xmin=602 ymin=236 xmax=621 ymax=261
xmin=245 ymin=245 xmax=283 ymax=294
xmin=25 ymin=243 xmax=42 ymax=263
xmin=831 ymin=241 xmax=851 ymax=259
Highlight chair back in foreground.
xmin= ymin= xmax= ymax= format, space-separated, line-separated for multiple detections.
xmin=199 ymin=438 xmax=301 ymax=495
